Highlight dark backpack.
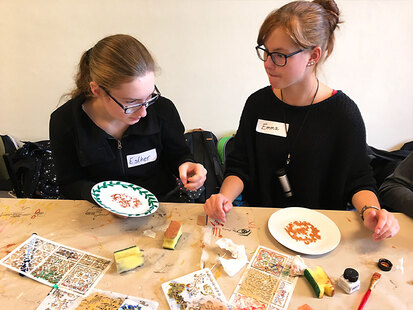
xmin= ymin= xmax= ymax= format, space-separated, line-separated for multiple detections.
xmin=0 ymin=135 xmax=19 ymax=190
xmin=3 ymin=140 xmax=60 ymax=199
xmin=367 ymin=141 xmax=413 ymax=188
xmin=184 ymin=129 xmax=224 ymax=202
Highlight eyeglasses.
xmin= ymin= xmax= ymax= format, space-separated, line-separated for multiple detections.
xmin=101 ymin=85 xmax=161 ymax=114
xmin=255 ymin=45 xmax=304 ymax=67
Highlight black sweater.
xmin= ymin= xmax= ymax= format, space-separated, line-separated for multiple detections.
xmin=49 ymin=95 xmax=192 ymax=202
xmin=226 ymin=86 xmax=376 ymax=209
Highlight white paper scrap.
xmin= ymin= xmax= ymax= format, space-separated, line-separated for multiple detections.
xmin=216 ymin=238 xmax=248 ymax=277
xmin=289 ymin=255 xmax=308 ymax=276
xmin=143 ymin=229 xmax=156 ymax=238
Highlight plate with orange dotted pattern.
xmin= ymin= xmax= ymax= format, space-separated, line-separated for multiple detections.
xmin=268 ymin=207 xmax=341 ymax=255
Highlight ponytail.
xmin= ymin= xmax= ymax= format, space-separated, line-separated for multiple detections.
xmin=70 ymin=49 xmax=93 ymax=99
xmin=313 ymin=0 xmax=342 ymax=59
xmin=66 ymin=34 xmax=155 ymax=100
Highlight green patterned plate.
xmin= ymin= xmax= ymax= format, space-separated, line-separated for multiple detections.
xmin=91 ymin=181 xmax=159 ymax=217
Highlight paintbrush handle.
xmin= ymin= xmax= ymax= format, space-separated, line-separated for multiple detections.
xmin=357 ymin=289 xmax=371 ymax=310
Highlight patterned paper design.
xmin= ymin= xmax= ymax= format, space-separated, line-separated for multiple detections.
xmin=231 ymin=293 xmax=267 ymax=310
xmin=162 ymin=268 xmax=229 ymax=309
xmin=0 ymin=234 xmax=112 ymax=296
xmin=60 ymin=264 xmax=101 ymax=294
xmin=3 ymin=245 xmax=50 ymax=273
xmin=252 ymin=248 xmax=287 ymax=277
xmin=36 ymin=288 xmax=159 ymax=310
xmin=36 ymin=289 xmax=79 ymax=310
xmin=75 ymin=292 xmax=124 ymax=309
xmin=229 ymin=246 xmax=297 ymax=310
xmin=238 ymin=269 xmax=278 ymax=304
xmin=32 ymin=255 xmax=76 ymax=284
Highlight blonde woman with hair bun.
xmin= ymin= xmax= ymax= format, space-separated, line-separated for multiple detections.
xmin=50 ymin=34 xmax=206 ymax=203
xmin=204 ymin=1 xmax=399 ymax=241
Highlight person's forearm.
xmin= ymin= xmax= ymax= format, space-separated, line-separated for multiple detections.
xmin=352 ymin=190 xmax=381 ymax=213
xmin=219 ymin=175 xmax=244 ymax=203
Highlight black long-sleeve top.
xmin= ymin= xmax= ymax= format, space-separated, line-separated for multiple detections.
xmin=379 ymin=152 xmax=413 ymax=217
xmin=225 ymin=86 xmax=376 ymax=209
xmin=49 ymin=95 xmax=192 ymax=202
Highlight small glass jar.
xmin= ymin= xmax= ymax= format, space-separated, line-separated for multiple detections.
xmin=337 ymin=268 xmax=360 ymax=294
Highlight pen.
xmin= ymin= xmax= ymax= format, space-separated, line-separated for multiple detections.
xmin=357 ymin=272 xmax=381 ymax=310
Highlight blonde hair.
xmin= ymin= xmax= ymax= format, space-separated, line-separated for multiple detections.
xmin=257 ymin=0 xmax=342 ymax=65
xmin=69 ymin=34 xmax=155 ymax=99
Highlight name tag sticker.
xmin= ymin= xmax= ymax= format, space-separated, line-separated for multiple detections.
xmin=127 ymin=148 xmax=157 ymax=168
xmin=256 ymin=119 xmax=288 ymax=137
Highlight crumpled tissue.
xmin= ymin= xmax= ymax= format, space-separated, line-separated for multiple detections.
xmin=215 ymin=238 xmax=248 ymax=277
xmin=289 ymin=255 xmax=308 ymax=276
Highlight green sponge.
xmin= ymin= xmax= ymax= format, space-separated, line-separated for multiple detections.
xmin=304 ymin=266 xmax=335 ymax=298
xmin=114 ymin=245 xmax=144 ymax=273
xmin=163 ymin=221 xmax=182 ymax=250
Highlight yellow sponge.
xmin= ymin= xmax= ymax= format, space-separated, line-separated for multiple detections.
xmin=114 ymin=245 xmax=144 ymax=273
xmin=162 ymin=221 xmax=182 ymax=250
xmin=304 ymin=266 xmax=335 ymax=298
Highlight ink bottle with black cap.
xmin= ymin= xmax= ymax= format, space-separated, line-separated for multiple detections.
xmin=337 ymin=268 xmax=360 ymax=294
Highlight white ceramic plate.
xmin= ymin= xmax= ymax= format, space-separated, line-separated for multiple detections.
xmin=91 ymin=181 xmax=159 ymax=217
xmin=268 ymin=207 xmax=341 ymax=255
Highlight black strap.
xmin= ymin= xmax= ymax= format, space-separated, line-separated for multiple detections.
xmin=200 ymin=131 xmax=224 ymax=185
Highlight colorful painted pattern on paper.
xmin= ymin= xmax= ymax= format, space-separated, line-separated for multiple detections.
xmin=230 ymin=293 xmax=267 ymax=310
xmin=0 ymin=234 xmax=112 ymax=296
xmin=229 ymin=246 xmax=297 ymax=310
xmin=36 ymin=288 xmax=159 ymax=310
xmin=32 ymin=255 xmax=75 ymax=284
xmin=272 ymin=281 xmax=293 ymax=308
xmin=238 ymin=269 xmax=278 ymax=304
xmin=251 ymin=248 xmax=287 ymax=277
xmin=74 ymin=292 xmax=124 ymax=309
xmin=36 ymin=289 xmax=79 ymax=310
xmin=162 ymin=268 xmax=229 ymax=310
xmin=60 ymin=264 xmax=101 ymax=294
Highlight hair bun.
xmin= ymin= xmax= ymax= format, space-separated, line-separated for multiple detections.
xmin=313 ymin=0 xmax=341 ymax=32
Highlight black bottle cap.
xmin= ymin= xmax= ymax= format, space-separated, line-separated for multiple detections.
xmin=343 ymin=268 xmax=359 ymax=282
xmin=378 ymin=258 xmax=392 ymax=271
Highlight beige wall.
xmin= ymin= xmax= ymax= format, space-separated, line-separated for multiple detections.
xmin=0 ymin=0 xmax=412 ymax=149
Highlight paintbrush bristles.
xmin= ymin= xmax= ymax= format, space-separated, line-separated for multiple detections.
xmin=369 ymin=272 xmax=381 ymax=289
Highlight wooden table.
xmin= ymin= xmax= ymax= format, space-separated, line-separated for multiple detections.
xmin=0 ymin=198 xmax=412 ymax=309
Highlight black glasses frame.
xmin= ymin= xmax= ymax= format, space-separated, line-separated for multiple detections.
xmin=101 ymin=85 xmax=161 ymax=114
xmin=255 ymin=45 xmax=304 ymax=67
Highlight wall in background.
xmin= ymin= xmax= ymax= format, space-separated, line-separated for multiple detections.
xmin=0 ymin=0 xmax=412 ymax=149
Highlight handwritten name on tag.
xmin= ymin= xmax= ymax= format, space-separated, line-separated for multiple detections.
xmin=127 ymin=148 xmax=157 ymax=168
xmin=256 ymin=119 xmax=288 ymax=137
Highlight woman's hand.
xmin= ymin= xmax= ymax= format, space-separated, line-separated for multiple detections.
xmin=178 ymin=162 xmax=207 ymax=191
xmin=363 ymin=208 xmax=400 ymax=241
xmin=204 ymin=193 xmax=233 ymax=223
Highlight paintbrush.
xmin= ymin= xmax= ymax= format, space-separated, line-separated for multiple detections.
xmin=357 ymin=272 xmax=381 ymax=310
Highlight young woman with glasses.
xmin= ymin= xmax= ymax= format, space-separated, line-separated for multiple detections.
xmin=204 ymin=0 xmax=399 ymax=240
xmin=50 ymin=34 xmax=206 ymax=203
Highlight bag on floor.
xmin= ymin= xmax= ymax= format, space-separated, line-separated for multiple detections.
xmin=184 ymin=129 xmax=224 ymax=202
xmin=367 ymin=141 xmax=413 ymax=188
xmin=4 ymin=140 xmax=60 ymax=199
xmin=0 ymin=135 xmax=19 ymax=190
